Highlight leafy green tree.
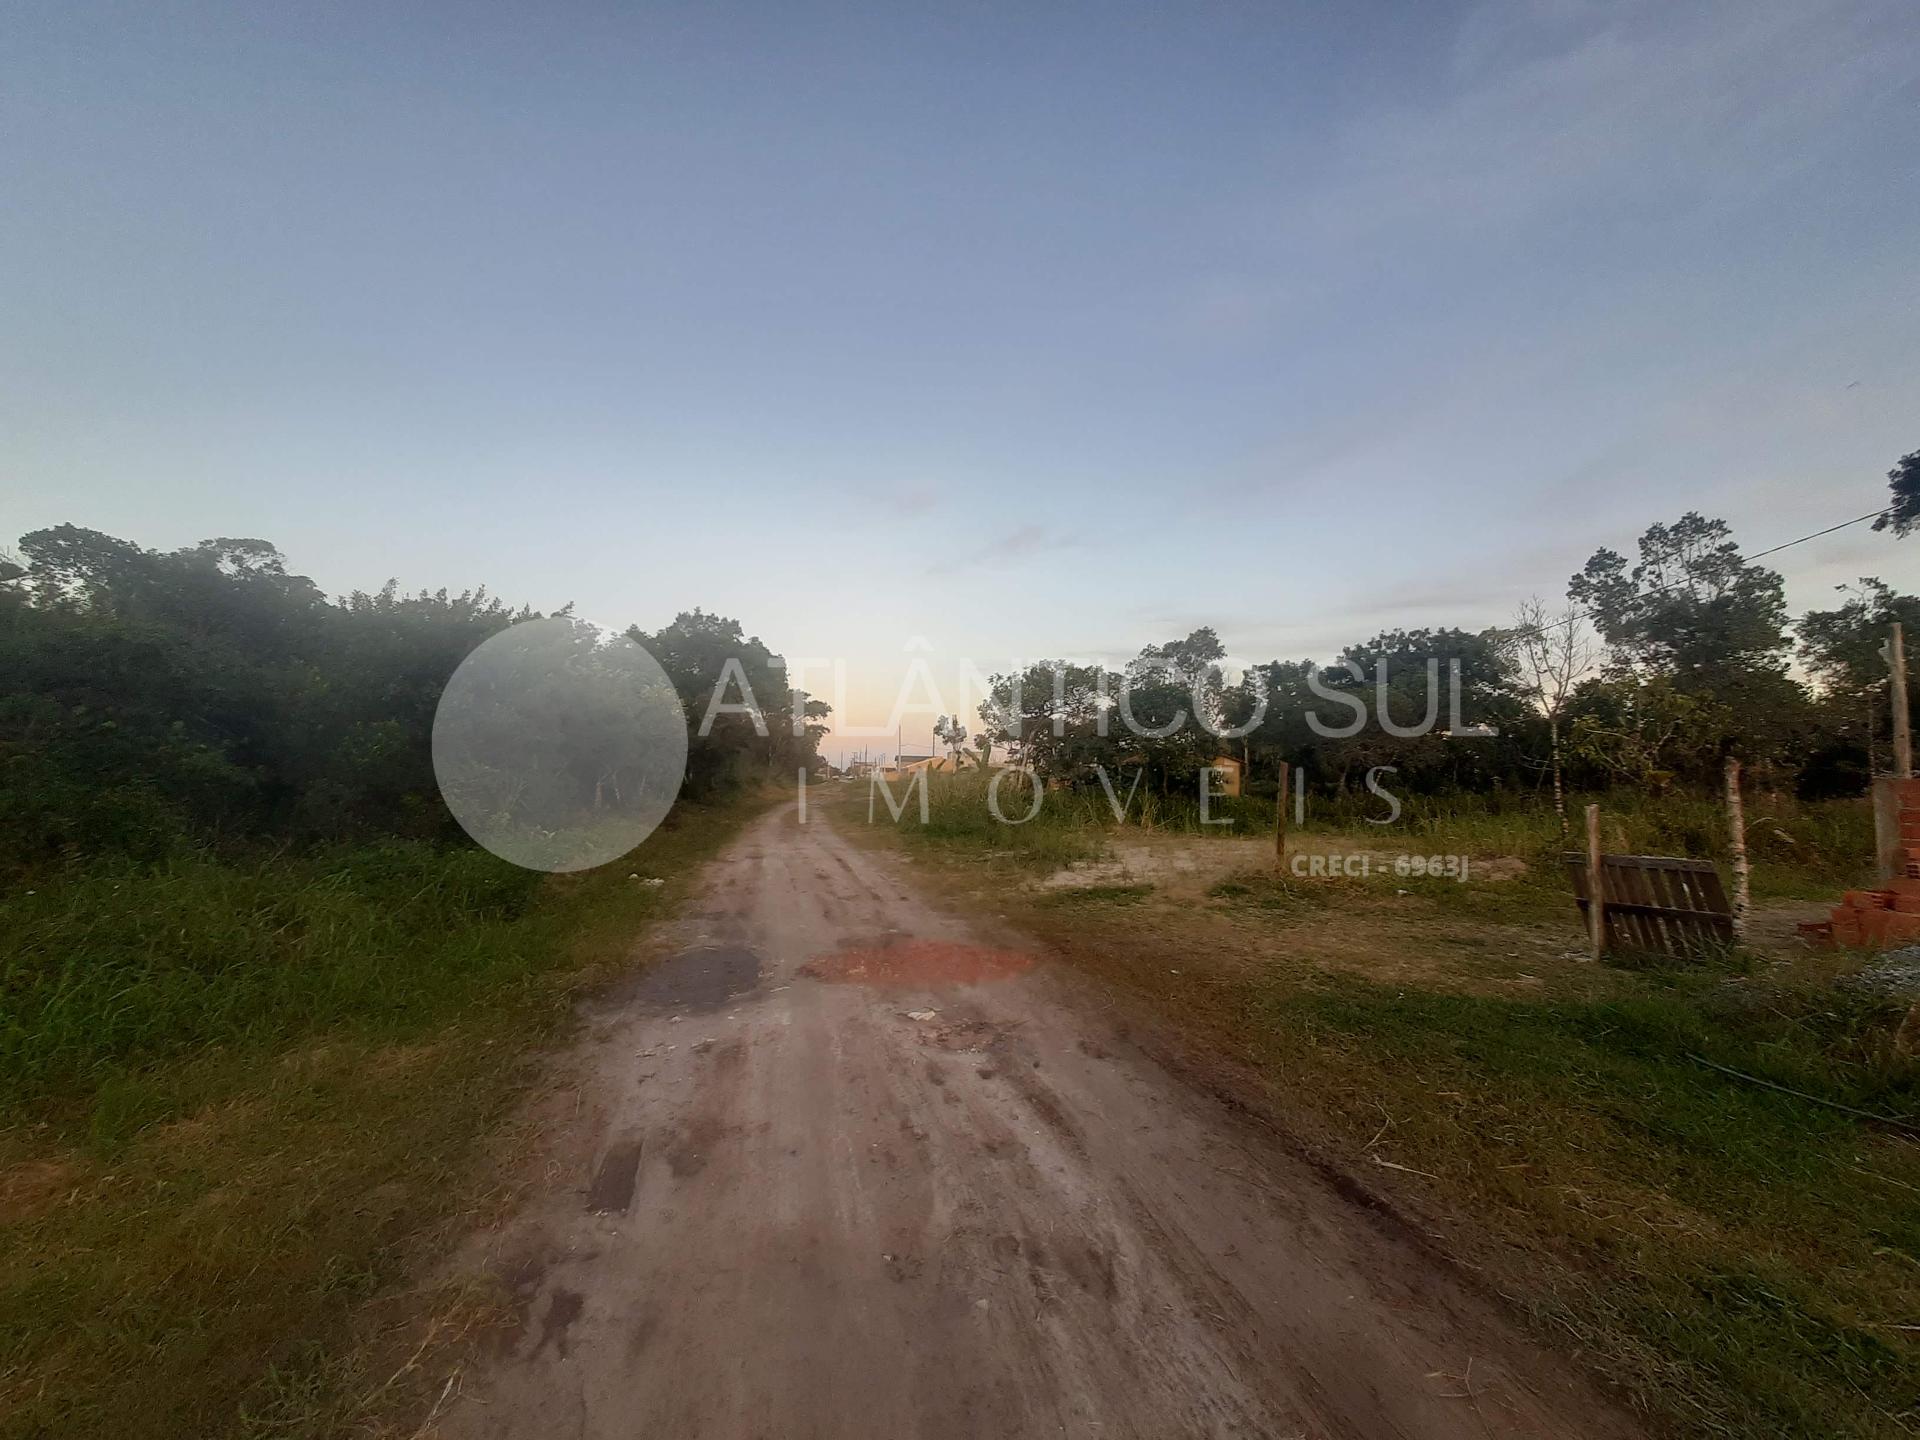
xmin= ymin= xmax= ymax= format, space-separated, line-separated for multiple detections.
xmin=289 ymin=582 xmax=530 ymax=838
xmin=1872 ymin=448 xmax=1920 ymax=537
xmin=1115 ymin=629 xmax=1229 ymax=791
xmin=1566 ymin=676 xmax=1730 ymax=792
xmin=1309 ymin=627 xmax=1527 ymax=795
xmin=1569 ymin=513 xmax=1788 ymax=679
xmin=932 ymin=714 xmax=968 ymax=765
xmin=1220 ymin=658 xmax=1317 ymax=786
xmin=631 ymin=609 xmax=827 ymax=795
xmin=1800 ymin=579 xmax=1920 ymax=695
xmin=1797 ymin=578 xmax=1920 ymax=782
xmin=978 ymin=660 xmax=1122 ymax=783
xmin=1569 ymin=513 xmax=1809 ymax=771
xmin=1 ymin=526 xmax=824 ymax=867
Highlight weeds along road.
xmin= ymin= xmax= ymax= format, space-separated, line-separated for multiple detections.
xmin=441 ymin=802 xmax=1639 ymax=1440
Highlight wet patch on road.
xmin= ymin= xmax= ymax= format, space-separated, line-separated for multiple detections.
xmin=665 ymin=1114 xmax=730 ymax=1178
xmin=914 ymin=1017 xmax=1006 ymax=1052
xmin=800 ymin=938 xmax=1035 ymax=987
xmin=531 ymin=1288 xmax=584 ymax=1359
xmin=585 ymin=1137 xmax=644 ymax=1214
xmin=488 ymin=1240 xmax=565 ymax=1357
xmin=615 ymin=945 xmax=762 ymax=1012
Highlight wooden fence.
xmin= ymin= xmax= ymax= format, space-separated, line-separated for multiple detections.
xmin=1562 ymin=853 xmax=1734 ymax=956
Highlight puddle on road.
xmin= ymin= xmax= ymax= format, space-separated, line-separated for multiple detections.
xmin=614 ymin=945 xmax=763 ymax=1012
xmin=801 ymin=938 xmax=1035 ymax=987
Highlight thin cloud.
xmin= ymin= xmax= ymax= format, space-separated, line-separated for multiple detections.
xmin=931 ymin=523 xmax=1075 ymax=576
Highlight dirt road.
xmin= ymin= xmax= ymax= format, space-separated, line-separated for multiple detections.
xmin=442 ymin=804 xmax=1638 ymax=1439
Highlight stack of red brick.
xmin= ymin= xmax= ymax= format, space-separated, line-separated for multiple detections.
xmin=1806 ymin=777 xmax=1920 ymax=949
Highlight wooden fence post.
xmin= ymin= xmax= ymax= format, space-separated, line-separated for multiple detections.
xmin=1893 ymin=621 xmax=1913 ymax=780
xmin=1724 ymin=756 xmax=1749 ymax=941
xmin=1585 ymin=803 xmax=1605 ymax=961
xmin=1274 ymin=761 xmax=1289 ymax=869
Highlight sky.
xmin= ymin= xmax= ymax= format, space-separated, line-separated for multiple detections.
xmin=4 ymin=0 xmax=1918 ymax=761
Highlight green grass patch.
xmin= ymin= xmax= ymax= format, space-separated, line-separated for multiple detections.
xmin=1236 ymin=972 xmax=1920 ymax=1437
xmin=0 ymin=794 xmax=768 ymax=1440
xmin=1 ymin=842 xmax=547 ymax=1115
xmin=839 ymin=773 xmax=1107 ymax=871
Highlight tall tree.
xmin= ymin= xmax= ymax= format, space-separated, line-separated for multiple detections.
xmin=978 ymin=660 xmax=1121 ymax=783
xmin=1569 ymin=513 xmax=1789 ymax=680
xmin=1798 ymin=578 xmax=1920 ymax=780
xmin=1118 ymin=629 xmax=1229 ymax=790
xmin=631 ymin=609 xmax=827 ymax=792
xmin=1509 ymin=598 xmax=1595 ymax=832
xmin=1569 ymin=512 xmax=1806 ymax=770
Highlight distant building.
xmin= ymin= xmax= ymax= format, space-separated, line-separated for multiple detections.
xmin=1112 ymin=753 xmax=1245 ymax=796
xmin=876 ymin=752 xmax=936 ymax=781
xmin=918 ymin=751 xmax=995 ymax=775
xmin=1207 ymin=754 xmax=1243 ymax=796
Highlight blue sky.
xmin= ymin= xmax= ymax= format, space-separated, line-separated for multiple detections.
xmin=4 ymin=0 xmax=1918 ymax=756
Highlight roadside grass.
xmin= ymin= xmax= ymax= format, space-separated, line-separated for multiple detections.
xmin=1287 ymin=787 xmax=1873 ymax=899
xmin=836 ymin=777 xmax=1917 ymax=1438
xmin=1031 ymin=882 xmax=1155 ymax=906
xmin=859 ymin=771 xmax=1875 ymax=901
xmin=0 ymin=793 xmax=768 ymax=1440
xmin=1242 ymin=971 xmax=1920 ymax=1440
xmin=2 ymin=842 xmax=545 ymax=1118
xmin=856 ymin=772 xmax=1107 ymax=870
xmin=1212 ymin=862 xmax=1574 ymax=927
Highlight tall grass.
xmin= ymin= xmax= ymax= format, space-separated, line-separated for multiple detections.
xmin=0 ymin=843 xmax=550 ymax=1108
xmin=0 ymin=797 xmax=766 ymax=1440
xmin=861 ymin=772 xmax=1110 ymax=869
xmin=1304 ymin=788 xmax=1876 ymax=898
xmin=874 ymin=771 xmax=1876 ymax=896
xmin=1252 ymin=971 xmax=1920 ymax=1439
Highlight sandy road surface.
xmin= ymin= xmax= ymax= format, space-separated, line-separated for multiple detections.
xmin=442 ymin=804 xmax=1638 ymax=1440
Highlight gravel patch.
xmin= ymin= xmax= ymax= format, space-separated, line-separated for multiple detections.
xmin=1842 ymin=946 xmax=1920 ymax=999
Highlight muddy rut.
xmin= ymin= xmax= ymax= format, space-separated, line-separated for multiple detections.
xmin=440 ymin=804 xmax=1639 ymax=1440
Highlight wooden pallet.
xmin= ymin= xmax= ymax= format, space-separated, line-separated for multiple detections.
xmin=1562 ymin=852 xmax=1734 ymax=956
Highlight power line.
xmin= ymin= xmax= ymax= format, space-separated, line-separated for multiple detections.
xmin=1746 ymin=507 xmax=1891 ymax=564
xmin=1538 ymin=505 xmax=1894 ymax=635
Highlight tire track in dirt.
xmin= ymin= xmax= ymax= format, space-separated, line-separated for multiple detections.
xmin=439 ymin=804 xmax=1642 ymax=1440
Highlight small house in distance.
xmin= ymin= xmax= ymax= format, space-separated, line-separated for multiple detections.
xmin=1103 ymin=752 xmax=1244 ymax=795
xmin=1207 ymin=754 xmax=1243 ymax=796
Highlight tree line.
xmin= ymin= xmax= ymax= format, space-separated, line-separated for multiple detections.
xmin=0 ymin=524 xmax=828 ymax=869
xmin=971 ymin=503 xmax=1919 ymax=820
